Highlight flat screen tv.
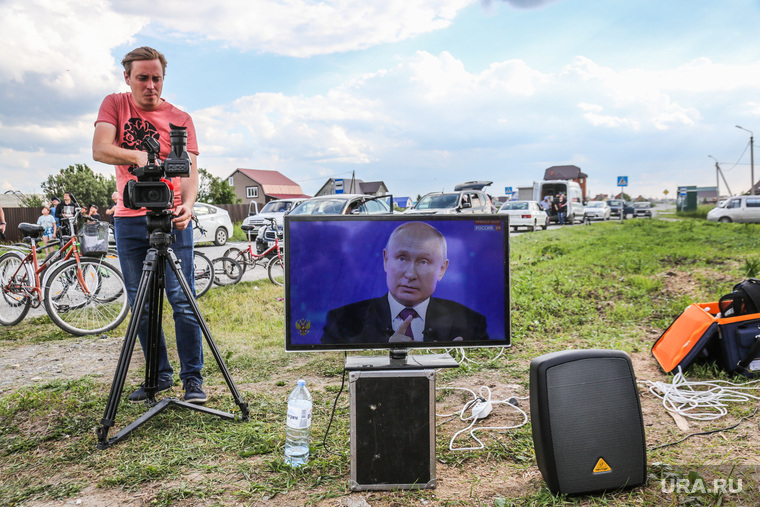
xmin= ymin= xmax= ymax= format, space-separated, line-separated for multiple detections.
xmin=284 ymin=214 xmax=510 ymax=353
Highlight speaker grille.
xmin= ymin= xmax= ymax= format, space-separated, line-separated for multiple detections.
xmin=545 ymin=356 xmax=646 ymax=494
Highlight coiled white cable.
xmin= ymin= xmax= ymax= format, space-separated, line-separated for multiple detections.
xmin=641 ymin=367 xmax=760 ymax=421
xmin=445 ymin=347 xmax=507 ymax=364
xmin=436 ymin=385 xmax=529 ymax=451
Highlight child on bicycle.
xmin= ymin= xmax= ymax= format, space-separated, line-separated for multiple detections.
xmin=37 ymin=206 xmax=57 ymax=255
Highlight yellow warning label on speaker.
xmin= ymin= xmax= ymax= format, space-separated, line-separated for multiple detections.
xmin=593 ymin=458 xmax=612 ymax=474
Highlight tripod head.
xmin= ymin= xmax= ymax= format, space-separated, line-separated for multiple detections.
xmin=146 ymin=210 xmax=175 ymax=249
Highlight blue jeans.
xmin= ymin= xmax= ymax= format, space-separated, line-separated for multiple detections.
xmin=558 ymin=212 xmax=566 ymax=225
xmin=114 ymin=216 xmax=203 ymax=385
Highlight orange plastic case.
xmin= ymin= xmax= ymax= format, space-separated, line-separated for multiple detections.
xmin=652 ymin=302 xmax=760 ymax=374
xmin=652 ymin=303 xmax=718 ymax=373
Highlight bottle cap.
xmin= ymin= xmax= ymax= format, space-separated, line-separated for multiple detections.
xmin=297 ymin=379 xmax=305 ymax=386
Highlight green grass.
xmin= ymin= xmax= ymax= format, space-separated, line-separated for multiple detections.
xmin=2 ymin=218 xmax=760 ymax=505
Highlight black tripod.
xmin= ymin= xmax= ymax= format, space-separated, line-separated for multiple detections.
xmin=96 ymin=211 xmax=249 ymax=449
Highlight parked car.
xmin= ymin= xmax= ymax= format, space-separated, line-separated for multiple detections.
xmin=192 ymin=202 xmax=234 ymax=246
xmin=262 ymin=194 xmax=392 ymax=254
xmin=288 ymin=194 xmax=391 ymax=216
xmin=707 ymin=195 xmax=760 ymax=223
xmin=606 ymin=199 xmax=635 ymax=219
xmin=498 ymin=200 xmax=549 ymax=231
xmin=583 ymin=201 xmax=611 ymax=221
xmin=405 ymin=189 xmax=493 ymax=215
xmin=241 ymin=198 xmax=307 ymax=239
xmin=633 ymin=202 xmax=653 ymax=218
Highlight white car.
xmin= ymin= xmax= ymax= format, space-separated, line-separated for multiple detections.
xmin=241 ymin=198 xmax=307 ymax=238
xmin=498 ymin=200 xmax=549 ymax=231
xmin=583 ymin=201 xmax=611 ymax=221
xmin=707 ymin=195 xmax=760 ymax=223
xmin=192 ymin=202 xmax=234 ymax=246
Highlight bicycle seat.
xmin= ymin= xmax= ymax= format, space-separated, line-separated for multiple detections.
xmin=18 ymin=222 xmax=44 ymax=238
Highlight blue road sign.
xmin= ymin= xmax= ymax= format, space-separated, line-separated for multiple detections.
xmin=504 ymin=186 xmax=513 ymax=194
xmin=335 ymin=178 xmax=344 ymax=194
xmin=617 ymin=176 xmax=628 ymax=187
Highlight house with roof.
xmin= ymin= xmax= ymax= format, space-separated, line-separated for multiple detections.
xmin=315 ymin=177 xmax=389 ymax=197
xmin=226 ymin=169 xmax=310 ymax=210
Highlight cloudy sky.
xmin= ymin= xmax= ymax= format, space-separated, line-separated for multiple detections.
xmin=2 ymin=0 xmax=760 ymax=201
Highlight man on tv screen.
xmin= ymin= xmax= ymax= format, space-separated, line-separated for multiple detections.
xmin=320 ymin=221 xmax=489 ymax=344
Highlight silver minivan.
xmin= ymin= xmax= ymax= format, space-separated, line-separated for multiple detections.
xmin=707 ymin=195 xmax=760 ymax=223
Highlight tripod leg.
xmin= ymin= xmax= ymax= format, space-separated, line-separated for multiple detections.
xmin=143 ymin=251 xmax=166 ymax=401
xmin=165 ymin=248 xmax=250 ymax=420
xmin=96 ymin=250 xmax=159 ymax=448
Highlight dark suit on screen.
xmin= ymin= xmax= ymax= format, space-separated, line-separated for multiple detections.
xmin=320 ymin=294 xmax=489 ymax=344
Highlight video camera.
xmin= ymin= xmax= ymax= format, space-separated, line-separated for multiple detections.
xmin=123 ymin=123 xmax=191 ymax=211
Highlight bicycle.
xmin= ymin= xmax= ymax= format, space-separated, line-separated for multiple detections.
xmin=0 ymin=220 xmax=129 ymax=335
xmin=191 ymin=216 xmax=242 ymax=287
xmin=211 ymin=255 xmax=244 ymax=286
xmin=225 ymin=217 xmax=284 ymax=285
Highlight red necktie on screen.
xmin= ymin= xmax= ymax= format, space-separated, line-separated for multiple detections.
xmin=398 ymin=308 xmax=418 ymax=339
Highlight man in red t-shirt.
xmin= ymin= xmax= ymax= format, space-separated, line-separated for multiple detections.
xmin=93 ymin=46 xmax=206 ymax=404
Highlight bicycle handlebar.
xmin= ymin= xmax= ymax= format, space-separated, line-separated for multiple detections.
xmin=191 ymin=215 xmax=207 ymax=234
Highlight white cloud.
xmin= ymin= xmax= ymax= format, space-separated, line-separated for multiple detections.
xmin=0 ymin=0 xmax=144 ymax=91
xmin=2 ymin=0 xmax=760 ymax=200
xmin=191 ymin=50 xmax=760 ymax=197
xmin=112 ymin=0 xmax=476 ymax=57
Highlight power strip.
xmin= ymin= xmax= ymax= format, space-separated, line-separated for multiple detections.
xmin=471 ymin=399 xmax=492 ymax=419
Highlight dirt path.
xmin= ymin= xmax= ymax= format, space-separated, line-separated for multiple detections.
xmin=0 ymin=336 xmax=140 ymax=394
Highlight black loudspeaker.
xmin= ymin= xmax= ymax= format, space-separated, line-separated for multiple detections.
xmin=530 ymin=349 xmax=647 ymax=495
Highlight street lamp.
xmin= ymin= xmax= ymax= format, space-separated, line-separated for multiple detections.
xmin=736 ymin=125 xmax=755 ymax=195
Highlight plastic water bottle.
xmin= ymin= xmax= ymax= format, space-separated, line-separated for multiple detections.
xmin=285 ymin=379 xmax=312 ymax=466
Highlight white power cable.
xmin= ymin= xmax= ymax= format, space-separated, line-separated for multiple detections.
xmin=445 ymin=346 xmax=507 ymax=364
xmin=641 ymin=367 xmax=760 ymax=421
xmin=436 ymin=385 xmax=529 ymax=451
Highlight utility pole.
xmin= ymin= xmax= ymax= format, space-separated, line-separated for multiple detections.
xmin=708 ymin=155 xmax=732 ymax=198
xmin=736 ymin=125 xmax=755 ymax=195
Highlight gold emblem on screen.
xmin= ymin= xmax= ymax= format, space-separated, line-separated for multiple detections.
xmin=296 ymin=319 xmax=311 ymax=336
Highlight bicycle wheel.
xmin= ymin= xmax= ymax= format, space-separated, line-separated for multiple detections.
xmin=43 ymin=258 xmax=129 ymax=336
xmin=223 ymin=246 xmax=250 ymax=274
xmin=193 ymin=251 xmax=213 ymax=297
xmin=86 ymin=258 xmax=126 ymax=304
xmin=212 ymin=256 xmax=243 ymax=286
xmin=267 ymin=255 xmax=284 ymax=286
xmin=0 ymin=252 xmax=32 ymax=326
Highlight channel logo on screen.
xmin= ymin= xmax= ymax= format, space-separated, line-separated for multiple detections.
xmin=473 ymin=220 xmax=502 ymax=232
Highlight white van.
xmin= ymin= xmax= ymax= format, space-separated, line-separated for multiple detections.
xmin=707 ymin=195 xmax=760 ymax=223
xmin=533 ymin=180 xmax=585 ymax=224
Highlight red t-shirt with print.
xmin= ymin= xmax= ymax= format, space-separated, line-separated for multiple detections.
xmin=95 ymin=92 xmax=199 ymax=217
